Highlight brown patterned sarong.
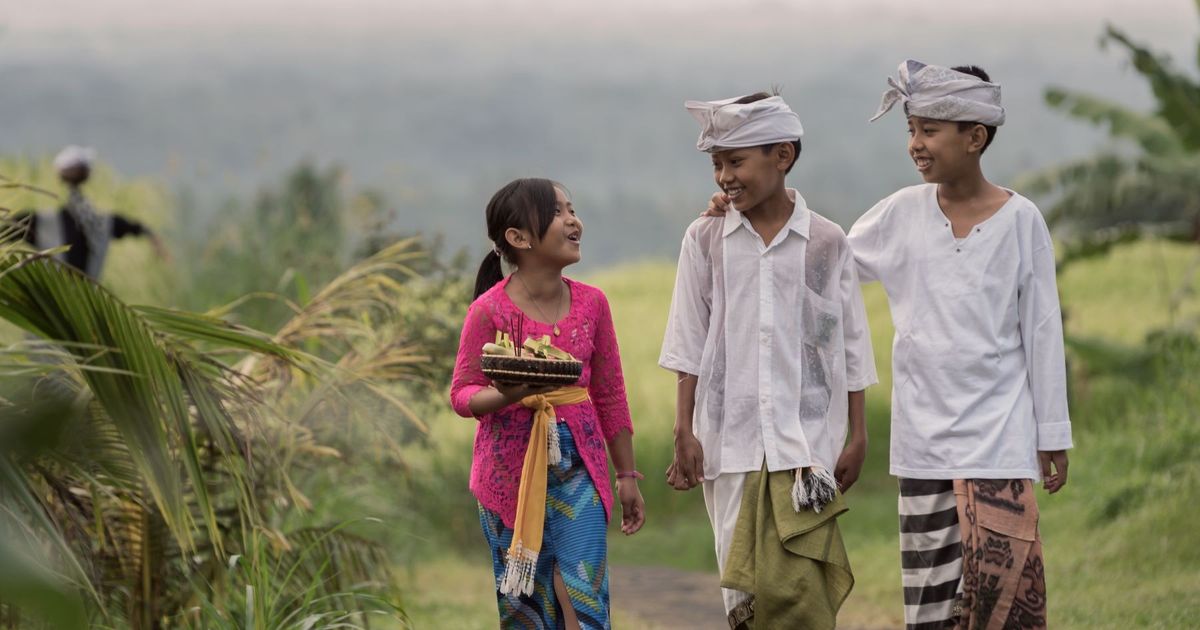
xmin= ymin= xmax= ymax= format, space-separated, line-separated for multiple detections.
xmin=953 ymin=479 xmax=1047 ymax=630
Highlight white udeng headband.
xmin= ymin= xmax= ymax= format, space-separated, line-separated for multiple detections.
xmin=686 ymin=95 xmax=805 ymax=152
xmin=870 ymin=59 xmax=1005 ymax=126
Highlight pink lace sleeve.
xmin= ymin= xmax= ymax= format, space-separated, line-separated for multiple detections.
xmin=450 ymin=302 xmax=493 ymax=418
xmin=587 ymin=291 xmax=633 ymax=440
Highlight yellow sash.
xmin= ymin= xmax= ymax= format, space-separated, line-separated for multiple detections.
xmin=498 ymin=386 xmax=590 ymax=596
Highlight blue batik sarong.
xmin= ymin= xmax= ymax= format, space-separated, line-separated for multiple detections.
xmin=479 ymin=421 xmax=610 ymax=629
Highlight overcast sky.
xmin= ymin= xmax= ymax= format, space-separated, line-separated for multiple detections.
xmin=7 ymin=0 xmax=1193 ymax=33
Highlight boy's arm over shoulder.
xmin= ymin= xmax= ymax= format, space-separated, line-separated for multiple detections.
xmin=834 ymin=227 xmax=878 ymax=391
xmin=847 ymin=188 xmax=911 ymax=284
xmin=658 ymin=217 xmax=717 ymax=375
xmin=1016 ymin=200 xmax=1073 ymax=452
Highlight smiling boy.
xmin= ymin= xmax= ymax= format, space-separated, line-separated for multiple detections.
xmin=852 ymin=60 xmax=1072 ymax=630
xmin=660 ymin=91 xmax=877 ymax=629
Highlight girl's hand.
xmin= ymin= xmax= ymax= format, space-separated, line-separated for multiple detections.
xmin=666 ymin=433 xmax=705 ymax=490
xmin=702 ymin=192 xmax=731 ymax=217
xmin=616 ymin=478 xmax=645 ymax=535
xmin=834 ymin=437 xmax=867 ymax=494
xmin=493 ymin=381 xmax=559 ymax=403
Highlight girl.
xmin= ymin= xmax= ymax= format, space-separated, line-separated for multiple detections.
xmin=450 ymin=178 xmax=644 ymax=629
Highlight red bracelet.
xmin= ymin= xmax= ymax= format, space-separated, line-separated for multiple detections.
xmin=615 ymin=471 xmax=644 ymax=480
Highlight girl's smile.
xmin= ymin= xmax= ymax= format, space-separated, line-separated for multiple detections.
xmin=537 ymin=186 xmax=584 ymax=264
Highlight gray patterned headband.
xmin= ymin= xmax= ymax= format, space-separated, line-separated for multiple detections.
xmin=870 ymin=59 xmax=1005 ymax=126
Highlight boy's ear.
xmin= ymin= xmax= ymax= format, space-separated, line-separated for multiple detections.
xmin=966 ymin=123 xmax=989 ymax=154
xmin=773 ymin=142 xmax=796 ymax=172
xmin=504 ymin=227 xmax=533 ymax=251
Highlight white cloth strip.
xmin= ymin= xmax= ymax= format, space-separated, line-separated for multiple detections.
xmin=685 ymin=94 xmax=804 ymax=152
xmin=900 ymin=524 xmax=962 ymax=552
xmin=898 ymin=490 xmax=958 ymax=515
xmin=901 ymin=558 xmax=964 ymax=588
xmin=904 ymin=598 xmax=958 ymax=625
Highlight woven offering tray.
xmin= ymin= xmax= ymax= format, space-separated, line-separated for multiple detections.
xmin=480 ymin=354 xmax=583 ymax=386
xmin=480 ymin=332 xmax=582 ymax=386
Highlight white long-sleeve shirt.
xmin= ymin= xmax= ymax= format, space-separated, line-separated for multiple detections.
xmin=659 ymin=189 xmax=878 ymax=478
xmin=848 ymin=184 xmax=1073 ymax=481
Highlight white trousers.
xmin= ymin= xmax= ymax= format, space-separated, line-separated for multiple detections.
xmin=702 ymin=472 xmax=753 ymax=614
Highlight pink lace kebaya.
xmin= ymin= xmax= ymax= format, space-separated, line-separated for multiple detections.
xmin=450 ymin=276 xmax=633 ymax=527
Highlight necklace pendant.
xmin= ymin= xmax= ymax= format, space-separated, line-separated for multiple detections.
xmin=553 ymin=325 xmax=561 ymax=336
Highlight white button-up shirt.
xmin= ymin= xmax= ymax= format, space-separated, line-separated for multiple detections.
xmin=660 ymin=190 xmax=877 ymax=478
xmin=848 ymin=184 xmax=1073 ymax=481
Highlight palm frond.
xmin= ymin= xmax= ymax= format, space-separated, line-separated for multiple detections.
xmin=0 ymin=523 xmax=88 ymax=629
xmin=1043 ymin=89 xmax=1183 ymax=156
xmin=1103 ymin=24 xmax=1200 ymax=151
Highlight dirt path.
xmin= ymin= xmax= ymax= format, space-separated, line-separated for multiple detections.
xmin=610 ymin=565 xmax=888 ymax=629
xmin=610 ymin=565 xmax=727 ymax=629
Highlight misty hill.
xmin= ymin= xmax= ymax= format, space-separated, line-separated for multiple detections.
xmin=1 ymin=3 xmax=1193 ymax=267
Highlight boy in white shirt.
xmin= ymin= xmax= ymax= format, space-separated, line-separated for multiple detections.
xmin=858 ymin=61 xmax=1069 ymax=630
xmin=660 ymin=91 xmax=877 ymax=629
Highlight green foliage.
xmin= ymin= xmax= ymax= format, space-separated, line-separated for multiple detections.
xmin=1042 ymin=339 xmax=1200 ymax=627
xmin=1101 ymin=20 xmax=1200 ymax=152
xmin=1018 ymin=8 xmax=1200 ymax=268
xmin=178 ymin=162 xmax=352 ymax=331
xmin=0 ymin=165 xmax=456 ymax=627
xmin=172 ymin=526 xmax=407 ymax=630
xmin=0 ymin=379 xmax=90 ymax=629
xmin=1041 ymin=89 xmax=1183 ymax=157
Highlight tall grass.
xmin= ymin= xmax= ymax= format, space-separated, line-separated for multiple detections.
xmin=172 ymin=525 xmax=407 ymax=630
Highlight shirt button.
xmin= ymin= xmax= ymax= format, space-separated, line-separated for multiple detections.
xmin=761 ymin=334 xmax=769 ymax=344
xmin=760 ymin=395 xmax=769 ymax=404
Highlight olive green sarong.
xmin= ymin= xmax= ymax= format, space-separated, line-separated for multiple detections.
xmin=720 ymin=465 xmax=854 ymax=629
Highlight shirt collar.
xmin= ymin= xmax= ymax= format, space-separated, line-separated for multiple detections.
xmin=721 ymin=188 xmax=811 ymax=240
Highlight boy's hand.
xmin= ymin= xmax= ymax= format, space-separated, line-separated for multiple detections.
xmin=616 ymin=478 xmax=645 ymax=535
xmin=702 ymin=192 xmax=731 ymax=217
xmin=666 ymin=433 xmax=705 ymax=490
xmin=1039 ymin=450 xmax=1069 ymax=493
xmin=835 ymin=437 xmax=867 ymax=493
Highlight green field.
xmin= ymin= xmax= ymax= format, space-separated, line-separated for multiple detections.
xmin=411 ymin=240 xmax=1200 ymax=629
